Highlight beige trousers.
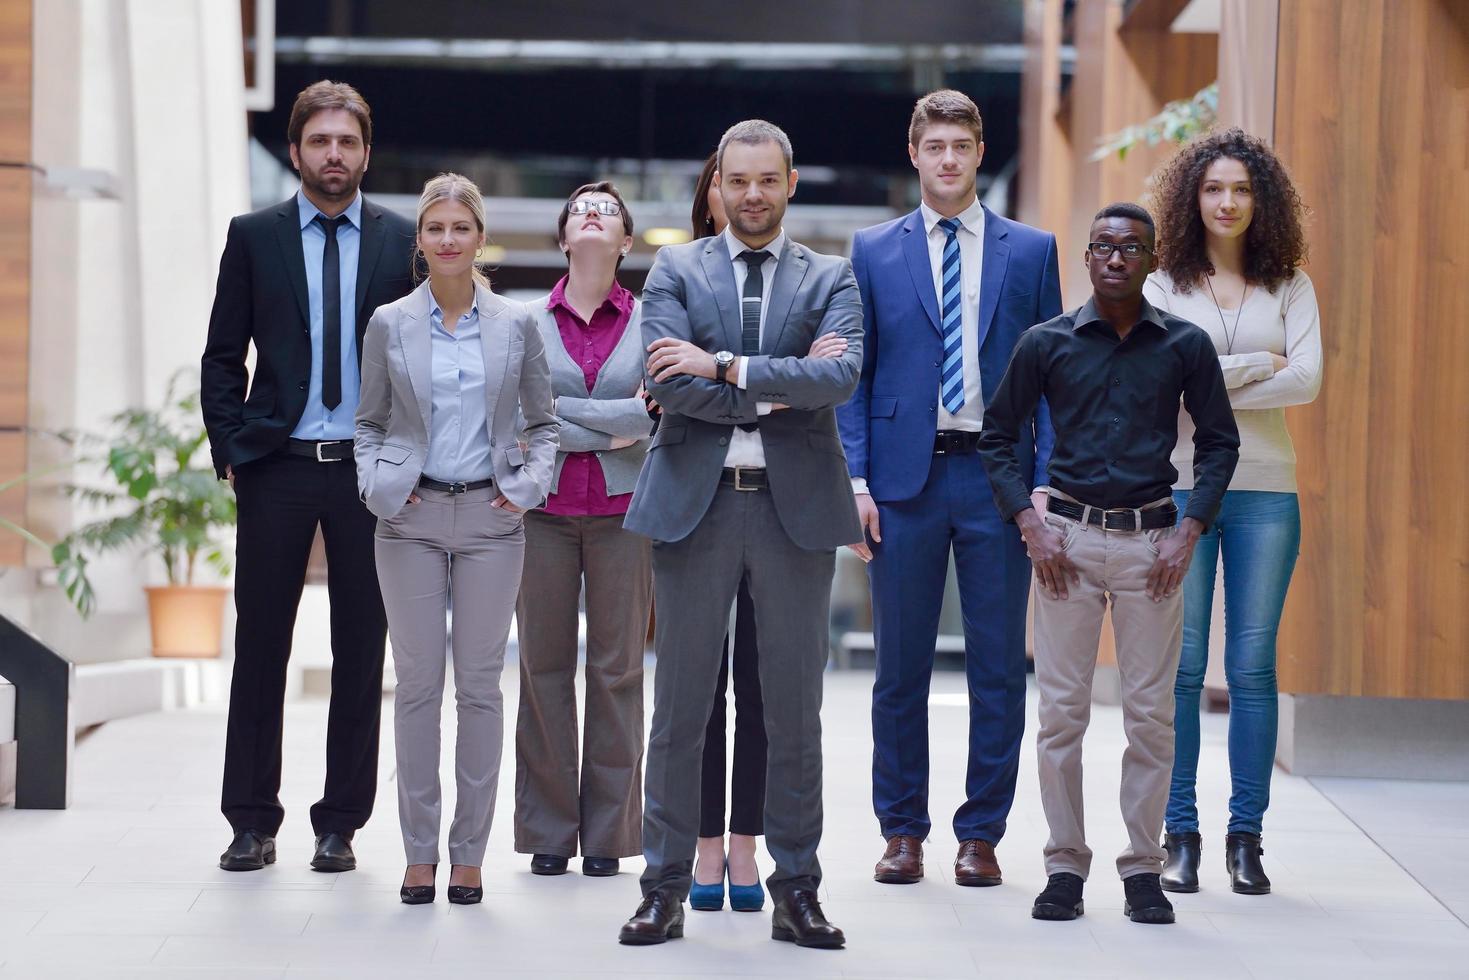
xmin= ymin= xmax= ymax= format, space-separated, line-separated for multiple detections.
xmin=374 ymin=486 xmax=524 ymax=867
xmin=1033 ymin=501 xmax=1181 ymax=880
xmin=512 ymin=511 xmax=650 ymax=858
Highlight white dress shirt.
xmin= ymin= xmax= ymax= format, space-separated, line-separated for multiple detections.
xmin=725 ymin=225 xmax=784 ymax=468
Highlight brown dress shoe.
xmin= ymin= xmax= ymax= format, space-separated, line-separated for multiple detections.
xmin=954 ymin=839 xmax=1002 ymax=886
xmin=874 ymin=834 xmax=924 ymax=884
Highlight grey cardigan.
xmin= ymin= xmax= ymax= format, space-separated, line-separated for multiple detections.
xmin=530 ymin=294 xmax=652 ymax=497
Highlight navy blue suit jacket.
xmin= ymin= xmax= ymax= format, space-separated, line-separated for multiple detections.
xmin=837 ymin=205 xmax=1061 ymax=503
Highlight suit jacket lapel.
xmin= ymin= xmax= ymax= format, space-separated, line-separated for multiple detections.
xmin=356 ymin=197 xmax=389 ymax=331
xmin=475 ymin=283 xmax=512 ymax=431
xmin=762 ymin=240 xmax=808 ymax=355
xmin=399 ymin=280 xmax=435 ymax=437
xmin=977 ymin=205 xmax=1011 ymax=353
xmin=273 ymin=199 xmax=311 ymax=331
xmin=901 ymin=209 xmax=942 ymax=336
xmin=699 ymin=239 xmax=742 ymax=354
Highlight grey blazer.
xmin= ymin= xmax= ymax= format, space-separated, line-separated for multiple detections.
xmin=622 ymin=236 xmax=865 ymax=549
xmin=354 ymin=279 xmax=559 ymax=519
xmin=529 ymin=296 xmax=652 ymax=498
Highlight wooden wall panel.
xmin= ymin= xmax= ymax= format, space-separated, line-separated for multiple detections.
xmin=0 ymin=0 xmax=27 ymax=567
xmin=1274 ymin=0 xmax=1469 ymax=699
xmin=0 ymin=167 xmax=27 ymax=428
xmin=0 ymin=0 xmax=28 ymax=162
xmin=1017 ymin=0 xmax=1072 ymax=238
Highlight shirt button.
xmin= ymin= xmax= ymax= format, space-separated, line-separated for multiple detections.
xmin=718 ymin=437 xmax=729 ymax=446
xmin=298 ymin=382 xmax=306 ymax=390
xmin=929 ymin=405 xmax=936 ymax=413
xmin=1113 ymin=378 xmax=1121 ymax=386
xmin=1112 ymin=417 xmax=1120 ymax=424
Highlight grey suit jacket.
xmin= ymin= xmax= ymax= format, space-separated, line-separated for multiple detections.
xmin=529 ymin=297 xmax=652 ymax=498
xmin=354 ymin=279 xmax=559 ymax=519
xmin=622 ymin=235 xmax=865 ymax=549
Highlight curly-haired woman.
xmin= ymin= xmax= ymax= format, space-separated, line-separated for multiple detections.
xmin=1143 ymin=129 xmax=1323 ymax=896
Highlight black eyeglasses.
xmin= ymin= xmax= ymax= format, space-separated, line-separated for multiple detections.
xmin=1087 ymin=242 xmax=1154 ymax=260
xmin=568 ymin=199 xmax=622 ymax=217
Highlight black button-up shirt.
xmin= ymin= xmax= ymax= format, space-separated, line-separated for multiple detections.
xmin=979 ymin=297 xmax=1240 ymax=527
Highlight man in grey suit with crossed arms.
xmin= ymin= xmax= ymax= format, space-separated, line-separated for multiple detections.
xmin=618 ymin=119 xmax=863 ymax=950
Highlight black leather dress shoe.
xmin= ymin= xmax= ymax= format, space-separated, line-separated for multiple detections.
xmin=583 ymin=857 xmax=620 ymax=877
xmin=1225 ymin=833 xmax=1272 ymax=894
xmin=400 ymin=865 xmax=436 ymax=905
xmin=530 ymin=853 xmax=569 ymax=875
xmin=771 ymin=888 xmax=845 ymax=949
xmin=1161 ymin=832 xmax=1202 ymax=893
xmin=618 ymin=890 xmax=684 ymax=945
xmin=1123 ymin=872 xmax=1176 ymax=924
xmin=219 ymin=830 xmax=275 ymax=872
xmin=310 ymin=832 xmax=356 ymax=872
xmin=1032 ymin=872 xmax=1085 ymax=920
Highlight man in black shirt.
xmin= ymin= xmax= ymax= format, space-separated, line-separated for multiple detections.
xmin=978 ymin=203 xmax=1239 ymax=926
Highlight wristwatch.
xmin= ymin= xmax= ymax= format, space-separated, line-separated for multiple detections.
xmin=714 ymin=350 xmax=735 ymax=383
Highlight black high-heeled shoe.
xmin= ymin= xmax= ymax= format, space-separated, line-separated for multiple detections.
xmin=447 ymin=866 xmax=483 ymax=905
xmin=400 ymin=864 xmax=437 ymax=905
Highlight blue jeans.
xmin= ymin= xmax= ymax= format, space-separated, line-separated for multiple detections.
xmin=1167 ymin=490 xmax=1300 ymax=836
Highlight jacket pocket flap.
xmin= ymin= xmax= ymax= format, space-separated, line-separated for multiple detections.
xmin=378 ymin=444 xmax=413 ymax=465
xmin=506 ymin=445 xmax=526 ymax=467
xmin=650 ymin=425 xmax=686 ymax=449
xmin=868 ymin=397 xmax=898 ymax=418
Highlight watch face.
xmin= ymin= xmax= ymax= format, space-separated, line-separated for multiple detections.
xmin=716 ymin=351 xmax=734 ymax=365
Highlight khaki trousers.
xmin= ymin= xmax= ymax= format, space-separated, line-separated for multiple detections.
xmin=1033 ymin=503 xmax=1182 ymax=880
xmin=513 ymin=512 xmax=650 ymax=858
xmin=374 ymin=486 xmax=524 ymax=867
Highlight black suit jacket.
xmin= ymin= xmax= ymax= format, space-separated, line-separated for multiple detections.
xmin=201 ymin=194 xmax=417 ymax=478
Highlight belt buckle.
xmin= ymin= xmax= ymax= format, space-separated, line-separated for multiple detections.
xmin=1103 ymin=507 xmax=1140 ymax=531
xmin=732 ymin=467 xmax=759 ymax=492
xmin=314 ymin=441 xmax=344 ymax=463
xmin=449 ymin=481 xmax=468 ymax=494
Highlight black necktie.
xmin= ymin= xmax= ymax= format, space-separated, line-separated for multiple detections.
xmin=736 ymin=250 xmax=770 ymax=433
xmin=315 ymin=214 xmax=348 ymax=411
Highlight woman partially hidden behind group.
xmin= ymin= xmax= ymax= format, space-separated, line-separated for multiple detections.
xmin=1145 ymin=129 xmax=1323 ymax=896
xmin=354 ymin=173 xmax=558 ymax=905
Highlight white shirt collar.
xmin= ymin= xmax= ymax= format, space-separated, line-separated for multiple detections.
xmin=723 ymin=226 xmax=786 ymax=266
xmin=920 ymin=197 xmax=984 ymax=237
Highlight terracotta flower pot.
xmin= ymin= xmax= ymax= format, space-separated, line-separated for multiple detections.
xmin=144 ymin=585 xmax=229 ymax=658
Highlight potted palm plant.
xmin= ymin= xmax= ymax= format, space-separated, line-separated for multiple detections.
xmin=0 ymin=373 xmax=237 ymax=657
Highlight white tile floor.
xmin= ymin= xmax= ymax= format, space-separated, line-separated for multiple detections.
xmin=1 ymin=667 xmax=1466 ymax=978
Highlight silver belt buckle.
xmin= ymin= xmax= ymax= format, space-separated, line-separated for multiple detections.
xmin=733 ymin=466 xmax=760 ymax=492
xmin=449 ymin=481 xmax=468 ymax=494
xmin=1103 ymin=507 xmax=1141 ymax=531
xmin=315 ymin=441 xmax=345 ymax=463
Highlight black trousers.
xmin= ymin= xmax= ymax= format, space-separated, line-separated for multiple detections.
xmin=221 ymin=452 xmax=387 ymax=837
xmin=698 ymin=578 xmax=767 ymax=838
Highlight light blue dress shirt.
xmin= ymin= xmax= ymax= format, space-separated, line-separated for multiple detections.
xmin=424 ymin=300 xmax=494 ymax=483
xmin=292 ymin=189 xmax=362 ymax=440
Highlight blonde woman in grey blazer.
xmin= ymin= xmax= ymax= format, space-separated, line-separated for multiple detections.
xmin=513 ymin=182 xmax=654 ymax=878
xmin=355 ymin=173 xmax=557 ymax=906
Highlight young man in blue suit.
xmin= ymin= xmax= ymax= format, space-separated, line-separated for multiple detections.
xmin=837 ymin=90 xmax=1061 ymax=888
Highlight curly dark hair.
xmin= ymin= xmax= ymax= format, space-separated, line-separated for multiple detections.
xmin=1147 ymin=128 xmax=1308 ymax=294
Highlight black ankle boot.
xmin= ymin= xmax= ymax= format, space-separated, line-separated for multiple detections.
xmin=1160 ymin=832 xmax=1201 ymax=893
xmin=1224 ymin=833 xmax=1271 ymax=894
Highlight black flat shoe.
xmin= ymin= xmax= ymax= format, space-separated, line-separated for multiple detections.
xmin=1225 ymin=833 xmax=1272 ymax=894
xmin=1161 ymin=832 xmax=1202 ymax=893
xmin=583 ymin=857 xmax=620 ymax=877
xmin=530 ymin=853 xmax=569 ymax=875
xmin=447 ymin=885 xmax=484 ymax=905
xmin=1032 ymin=872 xmax=1085 ymax=921
xmin=219 ymin=830 xmax=275 ymax=872
xmin=400 ymin=865 xmax=436 ymax=905
xmin=311 ymin=832 xmax=356 ymax=873
xmin=1123 ymin=872 xmax=1175 ymax=924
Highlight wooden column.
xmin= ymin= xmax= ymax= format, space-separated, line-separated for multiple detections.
xmin=1273 ymin=0 xmax=1469 ymax=699
xmin=0 ymin=0 xmax=31 ymax=567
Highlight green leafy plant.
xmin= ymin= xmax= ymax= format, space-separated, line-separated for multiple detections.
xmin=0 ymin=372 xmax=236 ymax=617
xmin=1092 ymin=82 xmax=1219 ymax=161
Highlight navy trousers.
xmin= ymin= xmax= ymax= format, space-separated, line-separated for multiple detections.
xmin=868 ymin=449 xmax=1030 ymax=844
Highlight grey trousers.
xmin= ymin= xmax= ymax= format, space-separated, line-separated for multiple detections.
xmin=513 ymin=511 xmax=650 ymax=858
xmin=374 ymin=486 xmax=524 ymax=867
xmin=1032 ymin=501 xmax=1182 ymax=880
xmin=640 ymin=484 xmax=835 ymax=902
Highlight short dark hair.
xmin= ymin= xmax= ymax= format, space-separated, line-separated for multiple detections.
xmin=1093 ymin=202 xmax=1156 ymax=244
xmin=287 ymin=80 xmax=372 ymax=147
xmin=556 ymin=181 xmax=634 ymax=268
xmin=909 ymin=89 xmax=984 ymax=146
xmin=691 ymin=152 xmax=718 ymax=238
xmin=717 ymin=119 xmax=793 ymax=173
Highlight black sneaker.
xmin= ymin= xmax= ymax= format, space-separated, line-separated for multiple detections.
xmin=1031 ymin=872 xmax=1085 ymax=920
xmin=1123 ymin=872 xmax=1175 ymax=924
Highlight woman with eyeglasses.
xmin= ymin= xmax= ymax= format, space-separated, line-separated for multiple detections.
xmin=1143 ymin=129 xmax=1323 ymax=896
xmin=512 ymin=182 xmax=653 ymax=878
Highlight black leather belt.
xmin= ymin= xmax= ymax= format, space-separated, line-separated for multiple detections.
xmin=419 ymin=476 xmax=495 ymax=494
xmin=1048 ymin=496 xmax=1177 ymax=532
xmin=934 ymin=430 xmax=983 ymax=455
xmin=283 ymin=438 xmax=351 ymax=462
xmin=719 ymin=467 xmax=768 ymax=491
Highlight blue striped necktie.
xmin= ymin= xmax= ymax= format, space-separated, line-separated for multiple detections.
xmin=937 ymin=217 xmax=965 ymax=414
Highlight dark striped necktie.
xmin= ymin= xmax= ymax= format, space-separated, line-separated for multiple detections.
xmin=937 ymin=216 xmax=965 ymax=415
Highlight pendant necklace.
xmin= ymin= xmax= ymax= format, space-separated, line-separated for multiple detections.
xmin=1205 ymin=273 xmax=1251 ymax=355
